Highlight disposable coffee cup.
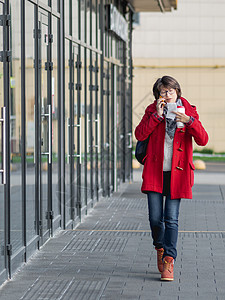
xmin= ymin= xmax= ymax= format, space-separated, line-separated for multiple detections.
xmin=177 ymin=106 xmax=185 ymax=128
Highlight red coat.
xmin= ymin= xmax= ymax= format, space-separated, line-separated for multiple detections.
xmin=135 ymin=97 xmax=209 ymax=199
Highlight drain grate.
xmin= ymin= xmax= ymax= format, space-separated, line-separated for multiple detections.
xmin=108 ymin=198 xmax=147 ymax=209
xmin=62 ymin=237 xmax=128 ymax=253
xmin=20 ymin=278 xmax=108 ymax=300
xmin=182 ymin=199 xmax=225 ymax=204
xmin=93 ymin=221 xmax=140 ymax=231
xmin=179 ymin=232 xmax=225 ymax=238
xmin=63 ymin=230 xmax=151 ymax=238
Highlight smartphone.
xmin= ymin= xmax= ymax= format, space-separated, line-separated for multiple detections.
xmin=159 ymin=96 xmax=166 ymax=108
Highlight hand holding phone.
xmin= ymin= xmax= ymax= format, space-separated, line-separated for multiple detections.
xmin=156 ymin=96 xmax=166 ymax=116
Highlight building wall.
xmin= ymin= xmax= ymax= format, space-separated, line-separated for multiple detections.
xmin=132 ymin=0 xmax=225 ymax=152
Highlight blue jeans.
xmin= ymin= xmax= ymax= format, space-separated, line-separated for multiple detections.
xmin=147 ymin=192 xmax=181 ymax=259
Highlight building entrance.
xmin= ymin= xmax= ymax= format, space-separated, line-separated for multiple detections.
xmin=0 ymin=0 xmax=134 ymax=285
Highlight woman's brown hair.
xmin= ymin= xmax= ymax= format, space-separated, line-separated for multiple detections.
xmin=153 ymin=76 xmax=181 ymax=100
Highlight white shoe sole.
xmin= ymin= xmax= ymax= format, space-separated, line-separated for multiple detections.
xmin=161 ymin=277 xmax=174 ymax=281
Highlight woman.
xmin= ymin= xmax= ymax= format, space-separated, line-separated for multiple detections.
xmin=135 ymin=76 xmax=208 ymax=281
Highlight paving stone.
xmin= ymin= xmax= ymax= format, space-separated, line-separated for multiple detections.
xmin=0 ymin=171 xmax=225 ymax=299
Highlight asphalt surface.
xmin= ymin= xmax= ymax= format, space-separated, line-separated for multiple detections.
xmin=0 ymin=162 xmax=225 ymax=300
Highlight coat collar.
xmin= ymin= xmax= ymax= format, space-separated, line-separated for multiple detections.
xmin=180 ymin=97 xmax=199 ymax=119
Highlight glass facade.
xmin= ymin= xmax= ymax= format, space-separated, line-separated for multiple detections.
xmin=0 ymin=0 xmax=133 ymax=284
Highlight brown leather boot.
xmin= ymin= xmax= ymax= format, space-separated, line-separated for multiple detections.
xmin=155 ymin=247 xmax=164 ymax=273
xmin=161 ymin=256 xmax=174 ymax=281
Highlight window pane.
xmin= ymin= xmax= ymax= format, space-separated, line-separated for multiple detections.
xmin=25 ymin=1 xmax=36 ymax=244
xmin=10 ymin=0 xmax=23 ymax=259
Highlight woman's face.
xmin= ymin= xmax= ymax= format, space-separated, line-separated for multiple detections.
xmin=159 ymin=86 xmax=177 ymax=103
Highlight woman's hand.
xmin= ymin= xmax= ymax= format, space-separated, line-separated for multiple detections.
xmin=173 ymin=111 xmax=190 ymax=124
xmin=156 ymin=98 xmax=166 ymax=117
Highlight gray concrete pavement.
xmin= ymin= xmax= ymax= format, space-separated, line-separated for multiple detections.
xmin=0 ymin=163 xmax=225 ymax=300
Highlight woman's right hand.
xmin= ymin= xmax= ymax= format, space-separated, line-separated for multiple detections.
xmin=156 ymin=98 xmax=165 ymax=116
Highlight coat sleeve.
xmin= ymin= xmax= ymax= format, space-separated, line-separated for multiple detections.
xmin=186 ymin=106 xmax=209 ymax=146
xmin=135 ymin=106 xmax=164 ymax=141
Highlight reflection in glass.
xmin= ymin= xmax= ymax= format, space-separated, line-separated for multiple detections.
xmin=10 ymin=0 xmax=23 ymax=256
xmin=97 ymin=54 xmax=101 ymax=197
xmin=80 ymin=0 xmax=85 ymax=42
xmin=52 ymin=16 xmax=60 ymax=225
xmin=116 ymin=66 xmax=123 ymax=187
xmin=72 ymin=0 xmax=79 ymax=39
xmin=65 ymin=0 xmax=70 ymax=35
xmin=91 ymin=0 xmax=96 ymax=48
xmin=86 ymin=0 xmax=90 ymax=45
xmin=39 ymin=0 xmax=49 ymax=7
xmin=25 ymin=1 xmax=36 ymax=244
xmin=52 ymin=0 xmax=58 ymax=12
xmin=81 ymin=47 xmax=87 ymax=207
xmin=80 ymin=47 xmax=85 ymax=210
xmin=65 ymin=39 xmax=72 ymax=226
xmin=0 ymin=3 xmax=4 ymax=275
xmin=92 ymin=52 xmax=97 ymax=202
xmin=103 ymin=61 xmax=110 ymax=196
xmin=108 ymin=63 xmax=112 ymax=194
xmin=39 ymin=11 xmax=49 ymax=239
xmin=73 ymin=47 xmax=79 ymax=218
xmin=86 ymin=50 xmax=92 ymax=204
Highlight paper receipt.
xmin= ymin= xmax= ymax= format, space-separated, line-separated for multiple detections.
xmin=166 ymin=103 xmax=177 ymax=119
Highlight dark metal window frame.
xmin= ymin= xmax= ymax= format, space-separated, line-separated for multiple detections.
xmin=0 ymin=0 xmax=8 ymax=286
xmin=0 ymin=0 xmax=133 ymax=284
xmin=11 ymin=0 xmax=61 ymax=276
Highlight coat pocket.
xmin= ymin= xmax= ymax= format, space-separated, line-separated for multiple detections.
xmin=189 ymin=162 xmax=195 ymax=187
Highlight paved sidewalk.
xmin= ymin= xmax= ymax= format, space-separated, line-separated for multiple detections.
xmin=1 ymin=167 xmax=225 ymax=299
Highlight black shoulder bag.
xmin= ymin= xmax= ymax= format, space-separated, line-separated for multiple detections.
xmin=135 ymin=136 xmax=150 ymax=165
